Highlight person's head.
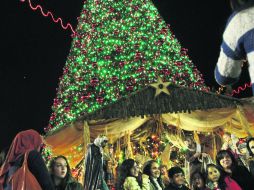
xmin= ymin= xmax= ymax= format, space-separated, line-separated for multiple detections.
xmin=237 ymin=140 xmax=247 ymax=155
xmin=159 ymin=165 xmax=168 ymax=176
xmin=49 ymin=156 xmax=71 ymax=182
xmin=206 ymin=164 xmax=226 ymax=190
xmin=117 ymin=159 xmax=141 ymax=190
xmin=184 ymin=135 xmax=195 ymax=148
xmin=216 ymin=150 xmax=237 ymax=171
xmin=120 ymin=159 xmax=139 ymax=177
xmin=94 ymin=135 xmax=108 ymax=148
xmin=190 ymin=171 xmax=206 ymax=190
xmin=5 ymin=130 xmax=43 ymax=162
xmin=206 ymin=164 xmax=221 ymax=183
xmin=229 ymin=0 xmax=254 ymax=11
xmin=135 ymin=161 xmax=143 ymax=174
xmin=143 ymin=160 xmax=160 ymax=179
xmin=168 ymin=167 xmax=185 ymax=186
xmin=247 ymin=137 xmax=254 ymax=157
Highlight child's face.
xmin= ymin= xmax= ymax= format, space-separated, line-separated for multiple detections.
xmin=160 ymin=166 xmax=167 ymax=175
xmin=130 ymin=162 xmax=139 ymax=177
xmin=192 ymin=173 xmax=204 ymax=188
xmin=239 ymin=147 xmax=247 ymax=155
xmin=219 ymin=154 xmax=232 ymax=169
xmin=184 ymin=138 xmax=194 ymax=148
xmin=208 ymin=167 xmax=220 ymax=182
xmin=172 ymin=172 xmax=185 ymax=186
xmin=150 ymin=162 xmax=160 ymax=178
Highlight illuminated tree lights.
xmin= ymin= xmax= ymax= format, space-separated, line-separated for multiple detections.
xmin=47 ymin=0 xmax=208 ymax=132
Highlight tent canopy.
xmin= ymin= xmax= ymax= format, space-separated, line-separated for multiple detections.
xmin=45 ymin=86 xmax=254 ymax=168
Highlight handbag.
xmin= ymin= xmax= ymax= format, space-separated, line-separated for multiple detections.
xmin=9 ymin=151 xmax=42 ymax=190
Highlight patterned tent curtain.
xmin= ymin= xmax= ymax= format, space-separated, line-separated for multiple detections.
xmin=46 ymin=106 xmax=254 ymax=168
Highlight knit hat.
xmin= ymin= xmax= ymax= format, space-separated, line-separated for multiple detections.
xmin=168 ymin=166 xmax=184 ymax=178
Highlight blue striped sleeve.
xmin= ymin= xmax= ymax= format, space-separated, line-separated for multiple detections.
xmin=215 ymin=65 xmax=239 ymax=85
xmin=221 ymin=41 xmax=244 ymax=60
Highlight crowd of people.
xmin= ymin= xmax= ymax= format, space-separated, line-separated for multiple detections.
xmin=112 ymin=136 xmax=254 ymax=190
xmin=3 ymin=130 xmax=254 ymax=190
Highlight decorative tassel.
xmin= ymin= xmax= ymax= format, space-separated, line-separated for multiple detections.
xmin=115 ymin=139 xmax=121 ymax=160
xmin=194 ymin=131 xmax=201 ymax=145
xmin=124 ymin=131 xmax=133 ymax=159
xmin=83 ymin=121 xmax=90 ymax=156
xmin=212 ymin=133 xmax=217 ymax=161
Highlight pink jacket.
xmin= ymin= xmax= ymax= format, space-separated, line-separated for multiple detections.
xmin=224 ymin=176 xmax=242 ymax=190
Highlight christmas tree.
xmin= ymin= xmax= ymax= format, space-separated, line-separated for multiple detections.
xmin=47 ymin=0 xmax=208 ymax=132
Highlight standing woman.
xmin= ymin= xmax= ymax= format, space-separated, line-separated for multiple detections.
xmin=117 ymin=159 xmax=150 ymax=190
xmin=143 ymin=160 xmax=164 ymax=190
xmin=49 ymin=155 xmax=83 ymax=190
xmin=0 ymin=129 xmax=54 ymax=190
xmin=216 ymin=150 xmax=254 ymax=190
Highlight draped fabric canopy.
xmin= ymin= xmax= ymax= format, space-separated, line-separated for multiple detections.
xmin=45 ymin=100 xmax=254 ymax=168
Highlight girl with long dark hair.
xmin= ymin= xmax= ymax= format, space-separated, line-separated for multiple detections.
xmin=216 ymin=150 xmax=254 ymax=190
xmin=206 ymin=164 xmax=241 ymax=190
xmin=117 ymin=159 xmax=149 ymax=190
xmin=143 ymin=160 xmax=164 ymax=190
xmin=49 ymin=155 xmax=83 ymax=190
xmin=190 ymin=171 xmax=209 ymax=190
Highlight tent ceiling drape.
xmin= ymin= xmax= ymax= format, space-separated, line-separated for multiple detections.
xmin=46 ymin=101 xmax=254 ymax=168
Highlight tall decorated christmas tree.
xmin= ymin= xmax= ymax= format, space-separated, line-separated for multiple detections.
xmin=46 ymin=0 xmax=208 ymax=133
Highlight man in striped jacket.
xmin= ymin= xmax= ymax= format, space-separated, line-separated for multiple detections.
xmin=215 ymin=0 xmax=254 ymax=95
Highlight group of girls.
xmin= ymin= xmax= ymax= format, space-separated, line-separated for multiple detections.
xmin=191 ymin=149 xmax=254 ymax=190
xmin=116 ymin=149 xmax=254 ymax=190
xmin=117 ymin=158 xmax=189 ymax=190
xmin=0 ymin=129 xmax=83 ymax=190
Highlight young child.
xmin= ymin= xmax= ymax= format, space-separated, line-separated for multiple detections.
xmin=160 ymin=165 xmax=170 ymax=186
xmin=190 ymin=171 xmax=209 ymax=190
xmin=206 ymin=164 xmax=242 ymax=190
xmin=165 ymin=166 xmax=190 ymax=190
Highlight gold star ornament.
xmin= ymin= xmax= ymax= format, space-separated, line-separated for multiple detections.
xmin=150 ymin=77 xmax=171 ymax=97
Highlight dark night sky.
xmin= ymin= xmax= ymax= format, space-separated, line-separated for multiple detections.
xmin=1 ymin=0 xmax=252 ymax=149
